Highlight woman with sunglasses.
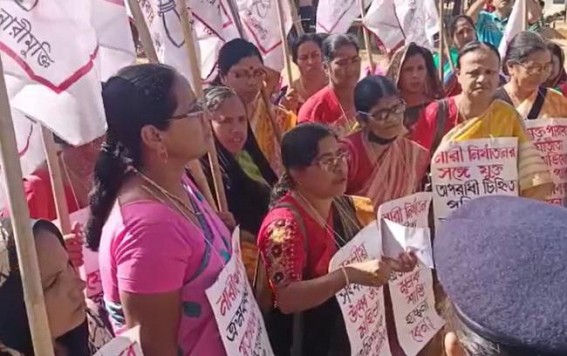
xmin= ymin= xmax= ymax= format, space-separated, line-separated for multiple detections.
xmin=298 ymin=34 xmax=362 ymax=137
xmin=343 ymin=76 xmax=428 ymax=209
xmin=86 ymin=64 xmax=233 ymax=356
xmin=496 ymin=31 xmax=567 ymax=119
xmin=257 ymin=123 xmax=417 ymax=355
xmin=214 ymin=38 xmax=297 ymax=176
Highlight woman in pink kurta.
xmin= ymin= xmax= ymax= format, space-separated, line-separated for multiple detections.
xmin=86 ymin=64 xmax=234 ymax=355
xmin=344 ymin=76 xmax=428 ymax=209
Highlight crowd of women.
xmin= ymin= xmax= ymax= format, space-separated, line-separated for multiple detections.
xmin=1 ymin=0 xmax=567 ymax=354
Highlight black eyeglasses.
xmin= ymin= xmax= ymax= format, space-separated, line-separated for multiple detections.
xmin=357 ymin=101 xmax=406 ymax=122
xmin=170 ymin=100 xmax=205 ymax=121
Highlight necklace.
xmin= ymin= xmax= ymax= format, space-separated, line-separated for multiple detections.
xmin=293 ymin=191 xmax=348 ymax=247
xmin=332 ymin=89 xmax=356 ymax=135
xmin=135 ymin=171 xmax=229 ymax=266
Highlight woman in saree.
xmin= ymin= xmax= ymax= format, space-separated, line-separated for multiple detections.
xmin=201 ymin=85 xmax=274 ymax=281
xmin=298 ymin=34 xmax=362 ymax=137
xmin=343 ymin=75 xmax=429 ymax=209
xmin=281 ymin=33 xmax=328 ymax=113
xmin=438 ymin=15 xmax=478 ymax=96
xmin=545 ymin=42 xmax=567 ymax=95
xmin=386 ymin=43 xmax=444 ymax=133
xmin=215 ymin=38 xmax=297 ymax=175
xmin=257 ymin=123 xmax=417 ymax=356
xmin=497 ymin=31 xmax=567 ymax=119
xmin=412 ymin=41 xmax=553 ymax=200
xmin=87 ymin=64 xmax=235 ymax=356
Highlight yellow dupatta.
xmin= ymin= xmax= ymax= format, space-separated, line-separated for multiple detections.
xmin=439 ymin=99 xmax=553 ymax=199
xmin=514 ymin=88 xmax=567 ymax=119
xmin=249 ymin=96 xmax=297 ymax=175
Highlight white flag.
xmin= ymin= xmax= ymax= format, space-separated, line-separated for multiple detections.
xmin=90 ymin=0 xmax=137 ymax=81
xmin=498 ymin=0 xmax=525 ymax=59
xmin=316 ymin=0 xmax=358 ymax=34
xmin=395 ymin=0 xmax=438 ymax=49
xmin=189 ymin=0 xmax=239 ymax=81
xmin=0 ymin=0 xmax=106 ymax=146
xmin=237 ymin=0 xmax=292 ymax=71
xmin=363 ymin=0 xmax=403 ymax=51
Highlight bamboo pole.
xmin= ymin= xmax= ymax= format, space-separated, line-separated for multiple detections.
xmin=275 ymin=0 xmax=294 ymax=86
xmin=41 ymin=127 xmax=71 ymax=234
xmin=438 ymin=0 xmax=445 ymax=81
xmin=176 ymin=0 xmax=229 ymax=213
xmin=226 ymin=0 xmax=245 ymax=38
xmin=359 ymin=0 xmax=375 ymax=73
xmin=289 ymin=0 xmax=304 ymax=36
xmin=0 ymin=57 xmax=54 ymax=355
xmin=127 ymin=0 xmax=219 ymax=211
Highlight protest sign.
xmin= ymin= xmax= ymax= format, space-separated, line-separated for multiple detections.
xmin=329 ymin=223 xmax=392 ymax=356
xmin=316 ymin=0 xmax=358 ymax=34
xmin=525 ymin=118 xmax=567 ymax=206
xmin=378 ymin=193 xmax=444 ymax=356
xmin=206 ymin=227 xmax=274 ymax=356
xmin=431 ymin=137 xmax=519 ymax=227
xmin=94 ymin=326 xmax=143 ymax=356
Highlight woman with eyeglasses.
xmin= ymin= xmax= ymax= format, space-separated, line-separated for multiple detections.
xmin=256 ymin=123 xmax=417 ymax=356
xmin=343 ymin=76 xmax=428 ymax=209
xmin=214 ymin=38 xmax=297 ymax=176
xmin=86 ymin=64 xmax=233 ymax=356
xmin=386 ymin=43 xmax=444 ymax=133
xmin=412 ymin=41 xmax=552 ymax=200
xmin=298 ymin=34 xmax=362 ymax=137
xmin=496 ymin=31 xmax=567 ymax=119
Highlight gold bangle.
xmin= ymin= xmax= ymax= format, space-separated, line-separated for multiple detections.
xmin=340 ymin=266 xmax=350 ymax=287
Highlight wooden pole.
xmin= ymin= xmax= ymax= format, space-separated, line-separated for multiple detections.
xmin=438 ymin=0 xmax=445 ymax=81
xmin=275 ymin=0 xmax=294 ymax=86
xmin=126 ymin=0 xmax=219 ymax=211
xmin=176 ymin=0 xmax=229 ymax=213
xmin=226 ymin=0 xmax=246 ymax=39
xmin=359 ymin=0 xmax=375 ymax=73
xmin=0 ymin=58 xmax=54 ymax=355
xmin=289 ymin=0 xmax=305 ymax=36
xmin=41 ymin=127 xmax=71 ymax=234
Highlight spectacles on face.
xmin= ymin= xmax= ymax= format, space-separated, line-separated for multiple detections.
xmin=519 ymin=62 xmax=552 ymax=75
xmin=357 ymin=101 xmax=406 ymax=123
xmin=170 ymin=100 xmax=206 ymax=121
xmin=311 ymin=150 xmax=348 ymax=172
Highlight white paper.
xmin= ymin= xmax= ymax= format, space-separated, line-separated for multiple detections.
xmin=328 ymin=223 xmax=392 ymax=356
xmin=94 ymin=326 xmax=143 ymax=356
xmin=363 ymin=0 xmax=404 ymax=52
xmin=431 ymin=137 xmax=519 ymax=228
xmin=377 ymin=192 xmax=444 ymax=356
xmin=381 ymin=220 xmax=433 ymax=269
xmin=524 ymin=118 xmax=567 ymax=206
xmin=206 ymin=227 xmax=274 ymax=356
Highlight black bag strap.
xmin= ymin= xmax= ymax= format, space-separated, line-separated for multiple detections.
xmin=526 ymin=87 xmax=547 ymax=120
xmin=431 ymin=99 xmax=449 ymax=154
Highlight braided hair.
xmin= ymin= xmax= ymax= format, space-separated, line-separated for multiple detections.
xmin=85 ymin=63 xmax=179 ymax=251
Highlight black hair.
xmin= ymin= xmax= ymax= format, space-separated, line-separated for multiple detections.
xmin=449 ymin=15 xmax=475 ymax=38
xmin=212 ymin=38 xmax=263 ymax=85
xmin=404 ymin=43 xmax=440 ymax=94
xmin=503 ymin=31 xmax=548 ymax=75
xmin=457 ymin=41 xmax=501 ymax=69
xmin=547 ymin=42 xmax=564 ymax=66
xmin=270 ymin=123 xmax=336 ymax=205
xmin=85 ymin=63 xmax=179 ymax=251
xmin=322 ymin=33 xmax=359 ymax=62
xmin=291 ymin=33 xmax=324 ymax=63
xmin=354 ymin=75 xmax=399 ymax=115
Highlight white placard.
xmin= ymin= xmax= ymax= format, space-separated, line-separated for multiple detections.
xmin=315 ymin=0 xmax=358 ymax=34
xmin=378 ymin=193 xmax=444 ymax=356
xmin=431 ymin=137 xmax=519 ymax=227
xmin=206 ymin=227 xmax=274 ymax=356
xmin=328 ymin=223 xmax=392 ymax=356
xmin=524 ymin=118 xmax=567 ymax=206
xmin=94 ymin=326 xmax=143 ymax=356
